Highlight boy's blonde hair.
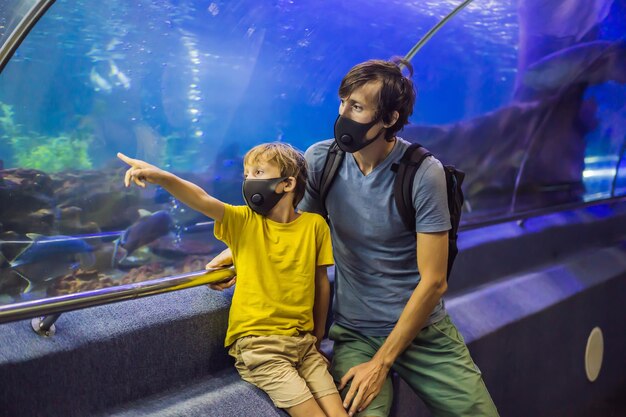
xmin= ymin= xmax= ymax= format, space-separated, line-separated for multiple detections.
xmin=244 ymin=142 xmax=308 ymax=207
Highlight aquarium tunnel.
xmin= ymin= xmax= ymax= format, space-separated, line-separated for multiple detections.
xmin=1 ymin=0 xmax=625 ymax=416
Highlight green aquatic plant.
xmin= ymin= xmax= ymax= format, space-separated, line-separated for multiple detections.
xmin=0 ymin=101 xmax=93 ymax=172
xmin=16 ymin=132 xmax=93 ymax=172
xmin=1 ymin=102 xmax=37 ymax=154
xmin=0 ymin=102 xmax=19 ymax=138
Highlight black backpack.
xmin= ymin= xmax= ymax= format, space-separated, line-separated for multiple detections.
xmin=318 ymin=142 xmax=465 ymax=280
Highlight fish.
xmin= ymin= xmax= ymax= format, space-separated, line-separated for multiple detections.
xmin=112 ymin=210 xmax=174 ymax=266
xmin=519 ymin=0 xmax=613 ymax=44
xmin=108 ymin=60 xmax=131 ymax=90
xmin=5 ymin=234 xmax=95 ymax=293
xmin=516 ymin=0 xmax=614 ymax=82
xmin=89 ymin=60 xmax=131 ymax=93
xmin=106 ymin=38 xmax=122 ymax=52
xmin=86 ymin=38 xmax=125 ymax=63
xmin=90 ymin=67 xmax=113 ymax=93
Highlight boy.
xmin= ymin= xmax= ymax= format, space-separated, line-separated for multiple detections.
xmin=117 ymin=143 xmax=348 ymax=417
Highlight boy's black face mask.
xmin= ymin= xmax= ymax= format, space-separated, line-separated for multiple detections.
xmin=242 ymin=177 xmax=288 ymax=216
xmin=334 ymin=115 xmax=381 ymax=153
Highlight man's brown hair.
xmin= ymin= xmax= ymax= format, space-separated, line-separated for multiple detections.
xmin=339 ymin=57 xmax=416 ymax=140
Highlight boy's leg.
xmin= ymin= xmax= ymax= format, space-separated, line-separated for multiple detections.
xmin=316 ymin=393 xmax=349 ymax=417
xmin=285 ymin=398 xmax=329 ymax=417
xmin=392 ymin=315 xmax=500 ymax=417
xmin=296 ymin=334 xmax=348 ymax=417
xmin=328 ymin=324 xmax=393 ymax=417
xmin=230 ymin=335 xmax=323 ymax=413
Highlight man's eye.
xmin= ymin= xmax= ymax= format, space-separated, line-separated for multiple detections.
xmin=353 ymin=105 xmax=362 ymax=111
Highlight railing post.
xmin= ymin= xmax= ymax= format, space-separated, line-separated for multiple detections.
xmin=31 ymin=314 xmax=61 ymax=337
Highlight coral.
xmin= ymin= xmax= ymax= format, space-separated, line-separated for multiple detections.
xmin=0 ymin=101 xmax=94 ymax=172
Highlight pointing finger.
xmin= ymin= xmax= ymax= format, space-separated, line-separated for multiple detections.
xmin=117 ymin=152 xmax=136 ymax=166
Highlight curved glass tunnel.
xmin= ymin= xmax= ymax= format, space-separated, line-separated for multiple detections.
xmin=0 ymin=1 xmax=625 ymax=416
xmin=0 ymin=0 xmax=624 ymax=305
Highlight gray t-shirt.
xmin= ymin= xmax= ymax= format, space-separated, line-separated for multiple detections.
xmin=298 ymin=137 xmax=451 ymax=336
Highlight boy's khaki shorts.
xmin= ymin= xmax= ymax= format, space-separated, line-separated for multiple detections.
xmin=229 ymin=333 xmax=339 ymax=409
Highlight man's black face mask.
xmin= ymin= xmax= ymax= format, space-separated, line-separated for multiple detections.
xmin=242 ymin=177 xmax=288 ymax=216
xmin=334 ymin=115 xmax=381 ymax=153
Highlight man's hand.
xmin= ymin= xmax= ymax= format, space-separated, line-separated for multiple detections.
xmin=117 ymin=153 xmax=165 ymax=188
xmin=206 ymin=248 xmax=236 ymax=291
xmin=339 ymin=358 xmax=390 ymax=416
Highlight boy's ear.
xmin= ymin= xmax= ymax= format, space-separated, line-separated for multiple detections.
xmin=283 ymin=176 xmax=297 ymax=192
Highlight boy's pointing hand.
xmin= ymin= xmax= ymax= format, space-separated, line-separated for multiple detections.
xmin=117 ymin=152 xmax=163 ymax=188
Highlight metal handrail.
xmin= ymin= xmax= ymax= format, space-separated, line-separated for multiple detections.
xmin=0 ymin=266 xmax=236 ymax=325
xmin=460 ymin=195 xmax=626 ymax=231
xmin=2 ymin=196 xmax=625 ymax=326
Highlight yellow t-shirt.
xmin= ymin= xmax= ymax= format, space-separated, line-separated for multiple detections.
xmin=214 ymin=204 xmax=334 ymax=347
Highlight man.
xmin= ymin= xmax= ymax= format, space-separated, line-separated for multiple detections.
xmin=210 ymin=58 xmax=499 ymax=417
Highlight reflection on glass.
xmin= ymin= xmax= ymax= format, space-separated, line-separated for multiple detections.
xmin=0 ymin=0 xmax=39 ymax=47
xmin=614 ymin=144 xmax=626 ymax=196
xmin=0 ymin=0 xmax=625 ymax=307
xmin=581 ymin=83 xmax=626 ymax=200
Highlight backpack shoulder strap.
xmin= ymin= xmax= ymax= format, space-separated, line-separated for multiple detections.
xmin=319 ymin=141 xmax=345 ymax=217
xmin=391 ymin=143 xmax=432 ymax=231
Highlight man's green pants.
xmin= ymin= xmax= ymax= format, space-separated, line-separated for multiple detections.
xmin=329 ymin=315 xmax=500 ymax=417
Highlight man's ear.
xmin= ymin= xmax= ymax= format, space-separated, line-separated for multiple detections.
xmin=384 ymin=111 xmax=400 ymax=128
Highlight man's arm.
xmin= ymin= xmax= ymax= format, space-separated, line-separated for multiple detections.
xmin=297 ymin=141 xmax=333 ymax=215
xmin=339 ymin=230 xmax=448 ymax=415
xmin=118 ymin=153 xmax=225 ymax=222
xmin=313 ymin=265 xmax=331 ymax=350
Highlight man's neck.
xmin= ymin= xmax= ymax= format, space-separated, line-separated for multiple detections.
xmin=353 ymin=136 xmax=396 ymax=175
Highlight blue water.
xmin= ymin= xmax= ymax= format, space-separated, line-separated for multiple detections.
xmin=0 ymin=0 xmax=519 ymax=169
xmin=0 ymin=0 xmax=625 ymax=304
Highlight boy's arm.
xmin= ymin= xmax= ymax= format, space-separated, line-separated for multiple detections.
xmin=206 ymin=247 xmax=236 ymax=290
xmin=313 ymin=265 xmax=331 ymax=350
xmin=118 ymin=153 xmax=225 ymax=222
